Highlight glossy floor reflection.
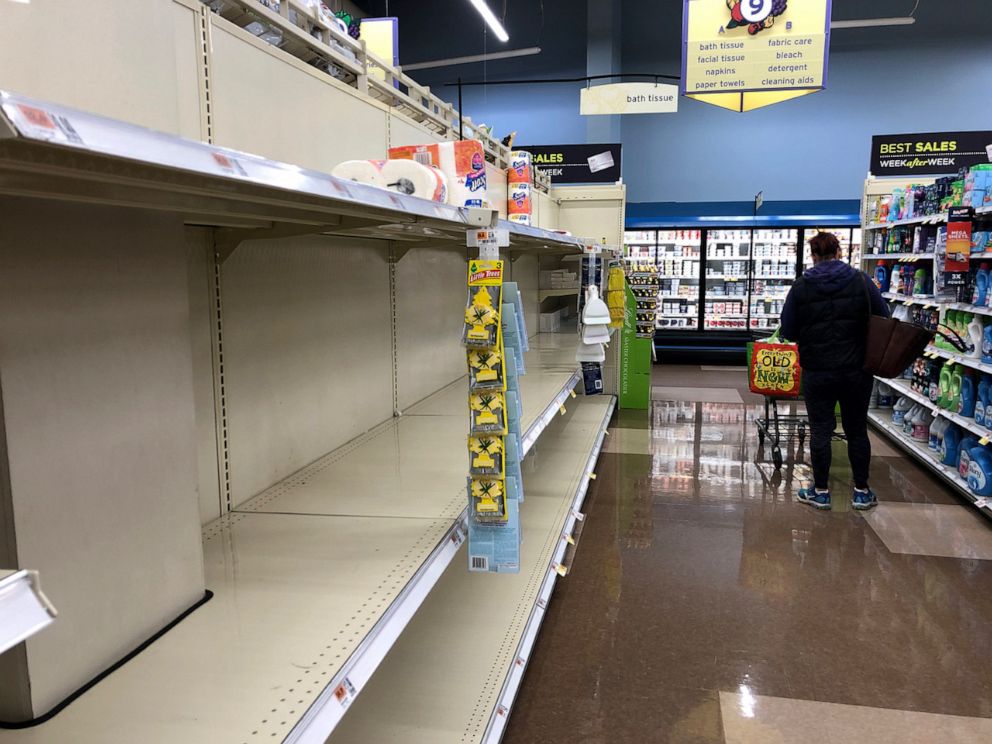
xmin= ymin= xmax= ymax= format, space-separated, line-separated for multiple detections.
xmin=503 ymin=365 xmax=992 ymax=744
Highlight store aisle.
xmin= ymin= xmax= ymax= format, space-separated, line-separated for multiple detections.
xmin=503 ymin=365 xmax=992 ymax=744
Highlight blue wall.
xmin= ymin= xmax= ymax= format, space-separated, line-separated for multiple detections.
xmin=399 ymin=1 xmax=992 ymax=207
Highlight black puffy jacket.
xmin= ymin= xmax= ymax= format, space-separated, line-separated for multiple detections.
xmin=780 ymin=261 xmax=888 ymax=372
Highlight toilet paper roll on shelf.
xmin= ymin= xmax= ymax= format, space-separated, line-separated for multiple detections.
xmin=380 ymin=159 xmax=448 ymax=202
xmin=389 ymin=140 xmax=489 ymax=208
xmin=331 ymin=159 xmax=385 ymax=188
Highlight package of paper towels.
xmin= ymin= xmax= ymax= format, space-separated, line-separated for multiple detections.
xmin=507 ymin=151 xmax=532 ymax=185
xmin=380 ymin=159 xmax=448 ymax=202
xmin=388 ymin=140 xmax=489 ymax=208
xmin=331 ymin=159 xmax=385 ymax=188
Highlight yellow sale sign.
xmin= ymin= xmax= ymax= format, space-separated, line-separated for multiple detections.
xmin=681 ymin=0 xmax=831 ymax=111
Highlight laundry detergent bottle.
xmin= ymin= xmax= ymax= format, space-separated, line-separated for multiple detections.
xmin=912 ymin=410 xmax=933 ymax=442
xmin=968 ymin=316 xmax=984 ymax=358
xmin=974 ymin=263 xmax=990 ymax=305
xmin=959 ymin=371 xmax=977 ymax=418
xmin=938 ymin=364 xmax=954 ymax=409
xmin=874 ymin=261 xmax=890 ymax=293
xmin=950 ymin=367 xmax=965 ymax=412
xmin=941 ymin=423 xmax=962 ymax=466
xmin=967 ymin=446 xmax=992 ymax=497
xmin=913 ymin=266 xmax=929 ymax=296
xmin=929 ymin=416 xmax=948 ymax=452
xmin=976 ymin=375 xmax=990 ymax=426
xmin=892 ymin=396 xmax=913 ymax=425
xmin=958 ymin=435 xmax=980 ymax=480
xmin=983 ymin=323 xmax=992 ymax=364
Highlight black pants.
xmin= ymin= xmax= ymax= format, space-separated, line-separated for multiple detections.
xmin=802 ymin=369 xmax=874 ymax=490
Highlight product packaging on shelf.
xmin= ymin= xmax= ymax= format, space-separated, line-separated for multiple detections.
xmin=507 ymin=150 xmax=532 ymax=185
xmin=468 ymin=435 xmax=505 ymax=477
xmin=389 ymin=140 xmax=489 ymax=208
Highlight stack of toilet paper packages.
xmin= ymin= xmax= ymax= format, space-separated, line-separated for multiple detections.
xmin=330 ymin=158 xmax=448 ymax=202
xmin=506 ymin=150 xmax=533 ymax=226
xmin=388 ymin=140 xmax=490 ymax=208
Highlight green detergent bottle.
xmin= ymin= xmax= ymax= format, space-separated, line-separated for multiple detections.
xmin=949 ymin=367 xmax=964 ymax=413
xmin=938 ymin=364 xmax=954 ymax=409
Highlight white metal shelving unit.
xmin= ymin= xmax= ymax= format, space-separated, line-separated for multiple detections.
xmin=863 ymin=176 xmax=992 ymax=516
xmin=0 ymin=91 xmax=584 ymax=258
xmin=867 ymin=409 xmax=989 ymax=508
xmin=0 ymin=335 xmax=595 ymax=744
xmin=0 ymin=88 xmax=625 ymax=738
xmin=327 ymin=395 xmax=615 ymax=744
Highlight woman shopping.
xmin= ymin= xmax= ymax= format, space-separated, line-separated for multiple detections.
xmin=780 ymin=232 xmax=890 ymax=510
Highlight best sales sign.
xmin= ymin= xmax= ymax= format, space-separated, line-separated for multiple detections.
xmin=681 ymin=0 xmax=831 ymax=112
xmin=870 ymin=132 xmax=992 ymax=176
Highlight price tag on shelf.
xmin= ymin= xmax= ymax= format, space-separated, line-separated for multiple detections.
xmin=980 ymin=436 xmax=990 ymax=446
xmin=947 ymin=360 xmax=955 ymax=367
xmin=8 ymin=102 xmax=85 ymax=145
xmin=564 ymin=534 xmax=575 ymax=546
xmin=559 ymin=404 xmax=567 ymax=416
xmin=552 ymin=563 xmax=568 ymax=577
xmin=903 ymin=300 xmax=913 ymax=306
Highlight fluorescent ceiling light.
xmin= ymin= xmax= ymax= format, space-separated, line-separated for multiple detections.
xmin=830 ymin=17 xmax=916 ymax=28
xmin=403 ymin=47 xmax=540 ymax=71
xmin=468 ymin=0 xmax=509 ymax=42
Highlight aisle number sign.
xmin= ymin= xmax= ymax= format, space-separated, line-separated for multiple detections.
xmin=681 ymin=0 xmax=832 ymax=112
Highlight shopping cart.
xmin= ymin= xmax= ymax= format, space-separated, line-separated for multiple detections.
xmin=755 ymin=394 xmax=807 ymax=470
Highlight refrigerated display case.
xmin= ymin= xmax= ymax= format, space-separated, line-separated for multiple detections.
xmin=750 ymin=228 xmax=798 ymax=333
xmin=703 ymin=229 xmax=750 ymax=331
xmin=802 ymin=227 xmax=863 ymax=269
xmin=656 ymin=229 xmax=702 ymax=330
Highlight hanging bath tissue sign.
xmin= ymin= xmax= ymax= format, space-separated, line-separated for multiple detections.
xmin=579 ymin=82 xmax=679 ymax=116
xmin=681 ymin=0 xmax=831 ymax=112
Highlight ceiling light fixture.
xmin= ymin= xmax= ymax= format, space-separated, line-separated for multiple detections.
xmin=830 ymin=17 xmax=916 ymax=28
xmin=403 ymin=47 xmax=540 ymax=71
xmin=468 ymin=0 xmax=509 ymax=42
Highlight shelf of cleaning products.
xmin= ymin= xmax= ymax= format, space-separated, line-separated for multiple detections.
xmin=946 ymin=301 xmax=992 ymax=318
xmin=865 ymin=214 xmax=948 ymax=231
xmin=867 ymin=410 xmax=985 ymax=506
xmin=0 ymin=91 xmax=586 ymax=257
xmin=863 ymin=253 xmax=935 ymax=260
xmin=326 ymin=395 xmax=614 ymax=744
xmin=926 ymin=346 xmax=992 ymax=376
xmin=877 ymin=376 xmax=991 ymax=442
xmin=881 ymin=292 xmax=937 ymax=306
xmin=0 ymin=335 xmax=582 ymax=744
xmin=0 ymin=569 xmax=58 ymax=656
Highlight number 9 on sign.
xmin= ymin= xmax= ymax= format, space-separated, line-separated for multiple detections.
xmin=741 ymin=0 xmax=772 ymax=23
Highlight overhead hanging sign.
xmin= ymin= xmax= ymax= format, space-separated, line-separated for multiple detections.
xmin=681 ymin=0 xmax=832 ymax=112
xmin=870 ymin=131 xmax=992 ymax=176
xmin=580 ymin=82 xmax=679 ymax=116
xmin=519 ymin=144 xmax=622 ymax=184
